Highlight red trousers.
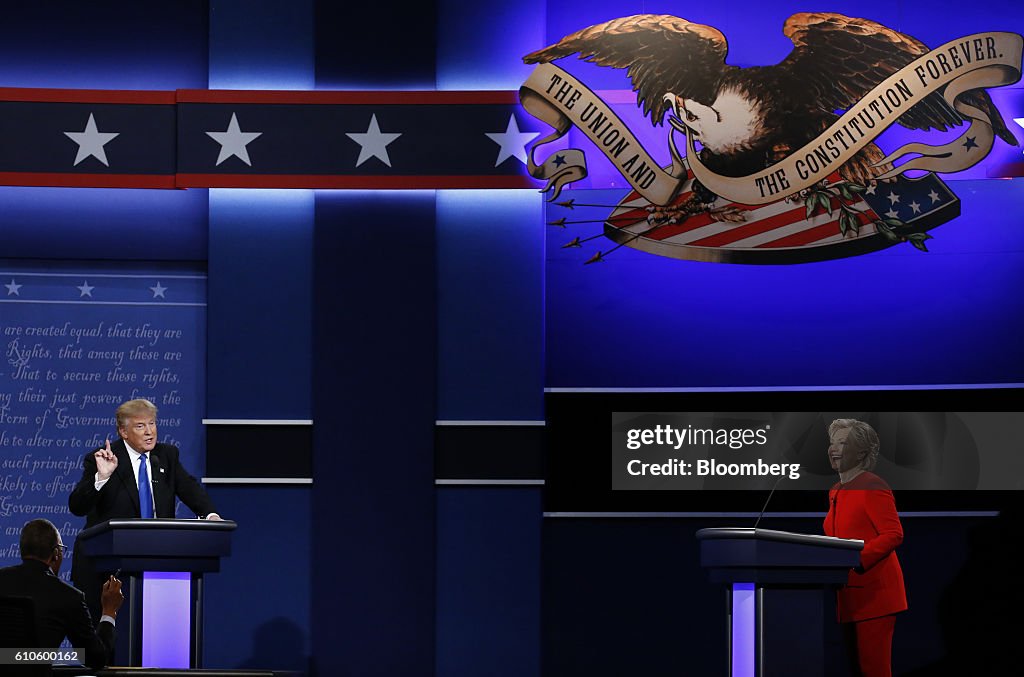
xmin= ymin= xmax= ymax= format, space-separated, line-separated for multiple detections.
xmin=841 ymin=614 xmax=896 ymax=677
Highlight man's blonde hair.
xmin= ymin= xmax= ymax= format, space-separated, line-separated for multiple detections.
xmin=116 ymin=398 xmax=158 ymax=429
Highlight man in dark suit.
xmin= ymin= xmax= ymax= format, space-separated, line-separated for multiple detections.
xmin=0 ymin=519 xmax=123 ymax=669
xmin=68 ymin=397 xmax=221 ymax=619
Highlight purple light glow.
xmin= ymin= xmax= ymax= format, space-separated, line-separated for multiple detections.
xmin=731 ymin=583 xmax=755 ymax=677
xmin=142 ymin=571 xmax=192 ymax=668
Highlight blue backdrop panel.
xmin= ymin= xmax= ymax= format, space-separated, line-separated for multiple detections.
xmin=545 ymin=179 xmax=1024 ymax=388
xmin=202 ymin=485 xmax=311 ymax=673
xmin=0 ymin=187 xmax=207 ymax=262
xmin=209 ymin=0 xmax=313 ymax=90
xmin=436 ymin=487 xmax=541 ymax=677
xmin=437 ymin=0 xmax=547 ymax=91
xmin=207 ymin=189 xmax=313 ymax=419
xmin=312 ymin=191 xmax=437 ymax=676
xmin=436 ymin=190 xmax=545 ymax=421
xmin=0 ymin=260 xmax=206 ymax=572
xmin=314 ymin=2 xmax=437 ymax=90
xmin=0 ymin=1 xmax=208 ymax=90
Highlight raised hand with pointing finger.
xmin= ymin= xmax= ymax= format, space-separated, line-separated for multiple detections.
xmin=95 ymin=438 xmax=118 ymax=481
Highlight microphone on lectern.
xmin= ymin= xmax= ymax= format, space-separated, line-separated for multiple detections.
xmin=753 ymin=474 xmax=787 ymax=529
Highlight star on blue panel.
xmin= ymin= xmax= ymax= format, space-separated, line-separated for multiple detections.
xmin=485 ymin=115 xmax=538 ymax=167
xmin=346 ymin=114 xmax=402 ymax=168
xmin=64 ymin=113 xmax=120 ymax=167
xmin=206 ymin=113 xmax=263 ymax=166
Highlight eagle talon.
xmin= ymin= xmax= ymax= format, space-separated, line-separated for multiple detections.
xmin=647 ymin=205 xmax=685 ymax=225
xmin=709 ymin=206 xmax=747 ymax=224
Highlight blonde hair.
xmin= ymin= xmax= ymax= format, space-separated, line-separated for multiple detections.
xmin=116 ymin=398 xmax=158 ymax=429
xmin=828 ymin=418 xmax=880 ymax=471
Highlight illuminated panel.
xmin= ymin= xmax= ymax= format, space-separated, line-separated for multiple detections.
xmin=436 ymin=189 xmax=545 ymax=420
xmin=437 ymin=0 xmax=546 ymax=90
xmin=142 ymin=571 xmax=192 ymax=668
xmin=731 ymin=583 xmax=756 ymax=677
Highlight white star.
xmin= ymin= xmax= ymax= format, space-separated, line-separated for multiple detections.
xmin=1015 ymin=118 xmax=1024 ymax=153
xmin=5 ymin=279 xmax=21 ymax=296
xmin=885 ymin=208 xmax=900 ymax=219
xmin=908 ymin=201 xmax=922 ymax=215
xmin=927 ymin=190 xmax=941 ymax=204
xmin=77 ymin=281 xmax=94 ymax=298
xmin=150 ymin=282 xmax=167 ymax=299
xmin=887 ymin=191 xmax=900 ymax=205
xmin=64 ymin=113 xmax=120 ymax=167
xmin=206 ymin=113 xmax=262 ymax=166
xmin=345 ymin=114 xmax=402 ymax=167
xmin=864 ymin=183 xmax=877 ymax=195
xmin=485 ymin=115 xmax=539 ymax=167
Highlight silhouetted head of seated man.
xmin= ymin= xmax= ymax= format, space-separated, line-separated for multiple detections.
xmin=0 ymin=519 xmax=123 ymax=669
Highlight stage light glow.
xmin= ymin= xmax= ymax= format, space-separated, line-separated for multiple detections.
xmin=732 ymin=583 xmax=756 ymax=677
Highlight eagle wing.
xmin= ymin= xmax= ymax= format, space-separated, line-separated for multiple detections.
xmin=523 ymin=14 xmax=730 ymax=126
xmin=779 ymin=12 xmax=1017 ymax=144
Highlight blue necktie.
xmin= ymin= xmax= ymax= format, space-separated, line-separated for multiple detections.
xmin=138 ymin=454 xmax=154 ymax=518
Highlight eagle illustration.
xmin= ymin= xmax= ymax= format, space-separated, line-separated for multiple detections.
xmin=524 ymin=13 xmax=1018 ymax=224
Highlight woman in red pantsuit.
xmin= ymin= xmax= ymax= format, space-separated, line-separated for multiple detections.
xmin=823 ymin=419 xmax=907 ymax=677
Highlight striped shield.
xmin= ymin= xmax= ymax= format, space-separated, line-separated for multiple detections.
xmin=600 ymin=167 xmax=960 ymax=263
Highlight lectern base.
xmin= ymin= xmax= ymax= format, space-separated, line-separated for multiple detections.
xmin=727 ymin=584 xmax=829 ymax=677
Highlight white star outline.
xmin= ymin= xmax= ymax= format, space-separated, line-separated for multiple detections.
xmin=345 ymin=114 xmax=402 ymax=168
xmin=485 ymin=114 xmax=539 ymax=167
xmin=150 ymin=282 xmax=167 ymax=299
xmin=64 ymin=113 xmax=120 ymax=167
xmin=206 ymin=113 xmax=263 ymax=166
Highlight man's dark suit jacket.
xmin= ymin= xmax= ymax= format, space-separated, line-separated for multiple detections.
xmin=67 ymin=439 xmax=216 ymax=615
xmin=0 ymin=560 xmax=114 ymax=669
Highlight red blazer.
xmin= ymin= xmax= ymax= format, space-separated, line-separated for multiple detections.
xmin=823 ymin=471 xmax=907 ymax=622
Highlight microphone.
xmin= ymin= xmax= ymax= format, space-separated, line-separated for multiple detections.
xmin=753 ymin=474 xmax=787 ymax=529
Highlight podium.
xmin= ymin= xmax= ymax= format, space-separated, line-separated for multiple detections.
xmin=696 ymin=528 xmax=862 ymax=677
xmin=77 ymin=518 xmax=236 ymax=669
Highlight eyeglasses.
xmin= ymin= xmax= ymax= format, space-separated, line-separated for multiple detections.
xmin=55 ymin=544 xmax=69 ymax=556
